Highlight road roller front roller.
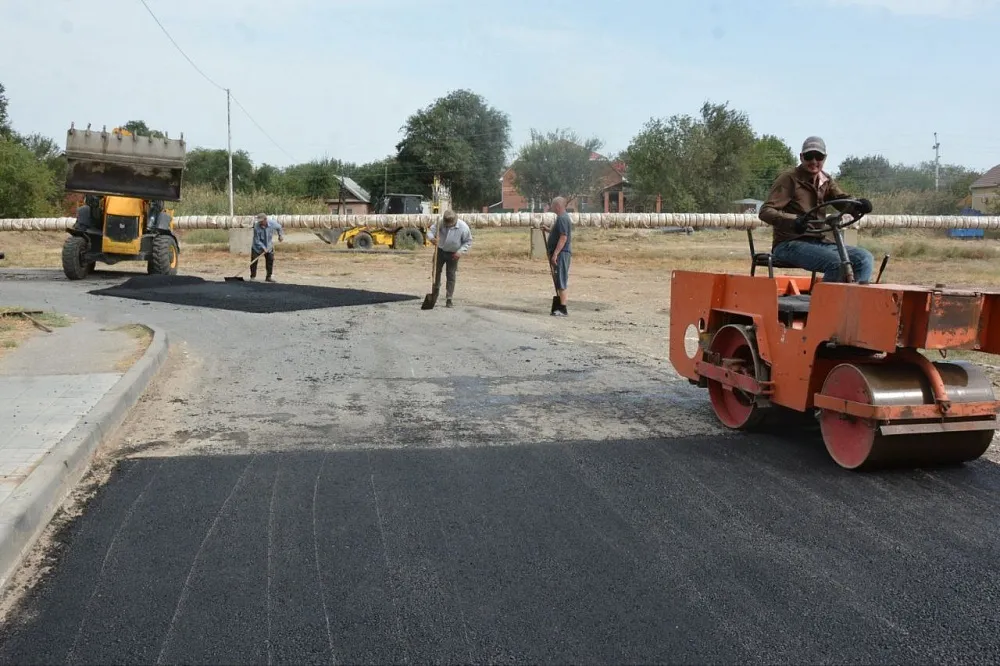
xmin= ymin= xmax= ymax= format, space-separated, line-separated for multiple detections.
xmin=668 ymin=199 xmax=1000 ymax=470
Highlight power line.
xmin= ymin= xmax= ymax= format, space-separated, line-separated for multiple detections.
xmin=136 ymin=0 xmax=296 ymax=163
xmin=229 ymin=94 xmax=296 ymax=162
xmin=137 ymin=0 xmax=225 ymax=92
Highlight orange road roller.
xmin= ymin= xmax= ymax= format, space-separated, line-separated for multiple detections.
xmin=669 ymin=200 xmax=1000 ymax=470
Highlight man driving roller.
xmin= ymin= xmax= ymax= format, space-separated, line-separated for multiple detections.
xmin=759 ymin=136 xmax=874 ymax=283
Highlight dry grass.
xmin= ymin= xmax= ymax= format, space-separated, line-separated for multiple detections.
xmin=106 ymin=324 xmax=153 ymax=372
xmin=3 ymin=226 xmax=999 ymax=379
xmin=180 ymin=229 xmax=229 ymax=245
xmin=0 ymin=309 xmax=73 ymax=359
xmin=3 ymin=226 xmax=1000 ymax=288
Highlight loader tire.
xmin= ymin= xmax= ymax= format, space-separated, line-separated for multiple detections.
xmin=148 ymin=235 xmax=179 ymax=275
xmin=353 ymin=231 xmax=374 ymax=250
xmin=61 ymin=236 xmax=90 ymax=280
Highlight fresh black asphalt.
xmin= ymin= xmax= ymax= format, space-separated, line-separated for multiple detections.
xmin=5 ymin=267 xmax=1000 ymax=664
xmin=3 ymin=436 xmax=1000 ymax=665
xmin=89 ymin=275 xmax=418 ymax=313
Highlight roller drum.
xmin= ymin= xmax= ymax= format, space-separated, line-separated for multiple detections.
xmin=819 ymin=360 xmax=997 ymax=470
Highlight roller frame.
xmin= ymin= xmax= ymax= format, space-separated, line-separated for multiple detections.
xmin=669 ymin=269 xmax=1000 ymax=469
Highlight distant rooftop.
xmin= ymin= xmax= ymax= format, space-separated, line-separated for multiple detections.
xmin=971 ymin=164 xmax=1000 ymax=190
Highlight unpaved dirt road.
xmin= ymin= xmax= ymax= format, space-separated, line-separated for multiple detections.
xmin=1 ymin=262 xmax=1000 ymax=664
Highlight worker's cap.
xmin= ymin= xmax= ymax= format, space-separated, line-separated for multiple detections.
xmin=256 ymin=213 xmax=267 ymax=222
xmin=801 ymin=136 xmax=827 ymax=156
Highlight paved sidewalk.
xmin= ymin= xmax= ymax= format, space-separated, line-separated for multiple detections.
xmin=0 ymin=317 xmax=168 ymax=592
xmin=0 ymin=374 xmax=121 ymax=504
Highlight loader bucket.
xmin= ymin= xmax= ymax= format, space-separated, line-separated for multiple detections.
xmin=64 ymin=126 xmax=187 ymax=201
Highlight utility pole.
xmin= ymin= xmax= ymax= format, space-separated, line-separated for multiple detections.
xmin=384 ymin=163 xmax=388 ymax=197
xmin=227 ymin=88 xmax=234 ymax=222
xmin=933 ymin=132 xmax=941 ymax=191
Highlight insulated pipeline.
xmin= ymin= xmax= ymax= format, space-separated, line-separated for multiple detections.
xmin=1 ymin=213 xmax=1000 ymax=232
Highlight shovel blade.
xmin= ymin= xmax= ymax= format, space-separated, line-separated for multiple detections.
xmin=421 ymin=292 xmax=437 ymax=310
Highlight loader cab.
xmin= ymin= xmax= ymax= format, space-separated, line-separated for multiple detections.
xmin=101 ymin=195 xmax=146 ymax=255
xmin=377 ymin=194 xmax=424 ymax=215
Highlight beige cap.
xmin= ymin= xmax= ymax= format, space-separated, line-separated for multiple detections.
xmin=801 ymin=136 xmax=827 ymax=155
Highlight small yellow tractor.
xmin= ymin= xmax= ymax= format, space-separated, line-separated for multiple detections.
xmin=318 ymin=177 xmax=450 ymax=250
xmin=326 ymin=194 xmax=427 ymax=250
xmin=61 ymin=124 xmax=186 ymax=280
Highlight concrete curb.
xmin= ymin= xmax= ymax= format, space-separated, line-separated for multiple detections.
xmin=0 ymin=324 xmax=170 ymax=593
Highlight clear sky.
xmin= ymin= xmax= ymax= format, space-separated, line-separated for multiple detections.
xmin=2 ymin=0 xmax=998 ymax=173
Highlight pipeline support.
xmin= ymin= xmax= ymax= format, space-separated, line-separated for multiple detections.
xmin=1 ymin=213 xmax=999 ymax=232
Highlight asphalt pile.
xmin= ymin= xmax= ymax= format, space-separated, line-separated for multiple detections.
xmin=90 ymin=275 xmax=417 ymax=313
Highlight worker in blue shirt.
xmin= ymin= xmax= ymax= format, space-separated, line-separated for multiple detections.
xmin=251 ymin=213 xmax=284 ymax=282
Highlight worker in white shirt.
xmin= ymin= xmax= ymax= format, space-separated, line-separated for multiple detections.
xmin=426 ymin=210 xmax=473 ymax=308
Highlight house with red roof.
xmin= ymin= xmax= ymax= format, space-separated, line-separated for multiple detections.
xmin=497 ymin=150 xmax=630 ymax=213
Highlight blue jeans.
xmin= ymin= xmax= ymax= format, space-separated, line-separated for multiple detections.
xmin=772 ymin=239 xmax=874 ymax=283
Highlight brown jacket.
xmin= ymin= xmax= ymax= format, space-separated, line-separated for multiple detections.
xmin=758 ymin=165 xmax=851 ymax=249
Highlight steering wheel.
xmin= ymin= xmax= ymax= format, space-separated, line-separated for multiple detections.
xmin=800 ymin=198 xmax=868 ymax=231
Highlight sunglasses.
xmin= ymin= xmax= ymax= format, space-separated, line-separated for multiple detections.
xmin=803 ymin=152 xmax=826 ymax=162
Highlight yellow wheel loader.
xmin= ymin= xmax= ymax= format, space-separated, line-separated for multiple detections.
xmin=60 ymin=124 xmax=186 ymax=280
xmin=316 ymin=193 xmax=433 ymax=250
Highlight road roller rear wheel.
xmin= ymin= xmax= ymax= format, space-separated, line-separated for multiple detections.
xmin=818 ymin=361 xmax=996 ymax=470
xmin=706 ymin=324 xmax=768 ymax=430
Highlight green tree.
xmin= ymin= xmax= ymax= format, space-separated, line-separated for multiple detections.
xmin=396 ymin=89 xmax=511 ymax=209
xmin=836 ymin=155 xmax=979 ymax=202
xmin=16 ymin=132 xmax=61 ymax=162
xmin=625 ymin=101 xmax=757 ymax=212
xmin=512 ymin=129 xmax=604 ymax=206
xmin=0 ymin=137 xmax=59 ymax=217
xmin=696 ymin=102 xmax=757 ymax=210
xmin=836 ymin=155 xmax=894 ymax=192
xmin=252 ymin=164 xmax=282 ymax=192
xmin=0 ymin=82 xmax=11 ymax=140
xmin=917 ymin=162 xmax=982 ymax=200
xmin=835 ymin=155 xmax=934 ymax=193
xmin=15 ymin=132 xmax=67 ymax=198
xmin=121 ymin=120 xmax=166 ymax=138
xmin=184 ymin=148 xmax=254 ymax=191
xmin=280 ymin=159 xmax=345 ymax=199
xmin=625 ymin=116 xmax=700 ymax=211
xmin=746 ymin=135 xmax=795 ymax=199
xmin=351 ymin=157 xmax=426 ymax=204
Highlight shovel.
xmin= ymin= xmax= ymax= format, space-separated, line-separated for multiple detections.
xmin=420 ymin=244 xmax=439 ymax=310
xmin=225 ymin=249 xmax=268 ymax=282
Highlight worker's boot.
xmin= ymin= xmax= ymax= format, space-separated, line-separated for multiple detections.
xmin=446 ymin=299 xmax=453 ymax=308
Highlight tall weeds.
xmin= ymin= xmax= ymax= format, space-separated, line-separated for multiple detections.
xmin=173 ymin=184 xmax=330 ymax=216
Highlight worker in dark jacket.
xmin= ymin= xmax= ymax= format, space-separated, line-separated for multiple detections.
xmin=759 ymin=136 xmax=874 ymax=283
xmin=250 ymin=213 xmax=284 ymax=282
